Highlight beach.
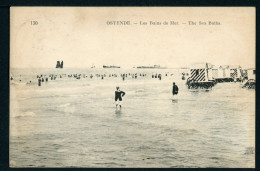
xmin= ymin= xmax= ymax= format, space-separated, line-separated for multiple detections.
xmin=10 ymin=68 xmax=255 ymax=167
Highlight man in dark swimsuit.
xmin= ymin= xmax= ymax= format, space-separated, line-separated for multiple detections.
xmin=172 ymin=82 xmax=179 ymax=96
xmin=115 ymin=87 xmax=125 ymax=108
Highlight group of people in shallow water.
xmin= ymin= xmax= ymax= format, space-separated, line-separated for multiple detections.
xmin=10 ymin=71 xmax=178 ymax=86
xmin=114 ymin=82 xmax=178 ymax=109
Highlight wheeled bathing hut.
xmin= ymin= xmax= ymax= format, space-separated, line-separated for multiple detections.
xmin=242 ymin=68 xmax=255 ymax=80
xmin=212 ymin=65 xmax=232 ymax=82
xmin=186 ymin=63 xmax=216 ymax=89
xmin=242 ymin=68 xmax=255 ymax=89
xmin=212 ymin=65 xmax=243 ymax=82
xmin=229 ymin=65 xmax=243 ymax=81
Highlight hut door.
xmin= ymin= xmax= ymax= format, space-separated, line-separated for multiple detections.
xmin=196 ymin=70 xmax=199 ymax=75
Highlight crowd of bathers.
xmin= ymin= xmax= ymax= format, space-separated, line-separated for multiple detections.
xmin=10 ymin=71 xmax=187 ymax=86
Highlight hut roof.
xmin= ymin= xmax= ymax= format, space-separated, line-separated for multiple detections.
xmin=219 ymin=65 xmax=230 ymax=69
xmin=229 ymin=65 xmax=242 ymax=69
xmin=189 ymin=62 xmax=213 ymax=69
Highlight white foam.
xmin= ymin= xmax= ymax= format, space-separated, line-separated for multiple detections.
xmin=135 ymin=89 xmax=145 ymax=92
xmin=57 ymin=148 xmax=69 ymax=153
xmin=19 ymin=111 xmax=36 ymax=117
xmin=58 ymin=103 xmax=71 ymax=108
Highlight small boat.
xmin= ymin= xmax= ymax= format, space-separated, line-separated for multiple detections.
xmin=103 ymin=65 xmax=120 ymax=68
xmin=136 ymin=65 xmax=167 ymax=69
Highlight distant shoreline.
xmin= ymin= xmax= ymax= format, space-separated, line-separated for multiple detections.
xmin=10 ymin=67 xmax=185 ymax=70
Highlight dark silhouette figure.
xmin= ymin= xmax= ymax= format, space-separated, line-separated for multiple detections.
xmin=115 ymin=87 xmax=126 ymax=108
xmin=60 ymin=61 xmax=63 ymax=68
xmin=38 ymin=78 xmax=41 ymax=86
xmin=56 ymin=61 xmax=60 ymax=68
xmin=172 ymin=82 xmax=179 ymax=96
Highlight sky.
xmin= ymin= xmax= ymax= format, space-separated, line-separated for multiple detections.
xmin=10 ymin=7 xmax=255 ymax=69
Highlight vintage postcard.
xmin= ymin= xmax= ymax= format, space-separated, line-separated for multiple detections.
xmin=10 ymin=7 xmax=255 ymax=168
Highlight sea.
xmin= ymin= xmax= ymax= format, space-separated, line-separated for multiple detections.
xmin=10 ymin=68 xmax=255 ymax=168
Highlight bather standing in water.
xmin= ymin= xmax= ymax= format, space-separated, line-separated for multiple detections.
xmin=172 ymin=82 xmax=179 ymax=96
xmin=115 ymin=87 xmax=125 ymax=108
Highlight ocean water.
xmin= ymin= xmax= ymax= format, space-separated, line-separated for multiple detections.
xmin=10 ymin=68 xmax=255 ymax=168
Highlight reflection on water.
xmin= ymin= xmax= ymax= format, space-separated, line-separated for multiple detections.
xmin=10 ymin=68 xmax=255 ymax=168
xmin=115 ymin=108 xmax=122 ymax=116
xmin=171 ymin=98 xmax=178 ymax=103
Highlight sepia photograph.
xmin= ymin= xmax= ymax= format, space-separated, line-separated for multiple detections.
xmin=10 ymin=7 xmax=255 ymax=168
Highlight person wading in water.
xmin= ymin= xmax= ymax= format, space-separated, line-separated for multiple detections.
xmin=172 ymin=82 xmax=179 ymax=97
xmin=115 ymin=87 xmax=125 ymax=108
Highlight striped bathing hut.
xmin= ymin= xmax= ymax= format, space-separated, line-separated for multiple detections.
xmin=246 ymin=68 xmax=255 ymax=80
xmin=229 ymin=65 xmax=243 ymax=81
xmin=243 ymin=70 xmax=248 ymax=79
xmin=190 ymin=68 xmax=207 ymax=82
xmin=186 ymin=63 xmax=216 ymax=89
xmin=230 ymin=68 xmax=238 ymax=78
xmin=189 ymin=63 xmax=214 ymax=82
xmin=242 ymin=68 xmax=255 ymax=89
